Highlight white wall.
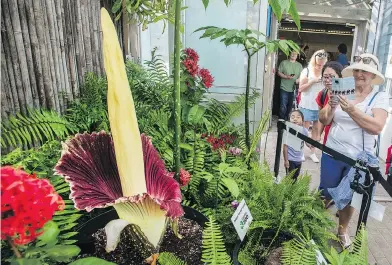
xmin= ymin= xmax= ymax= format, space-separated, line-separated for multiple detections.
xmin=139 ymin=1 xmax=270 ymax=133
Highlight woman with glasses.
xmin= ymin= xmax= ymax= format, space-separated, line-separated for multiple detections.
xmin=319 ymin=53 xmax=389 ymax=248
xmin=298 ymin=50 xmax=328 ymax=163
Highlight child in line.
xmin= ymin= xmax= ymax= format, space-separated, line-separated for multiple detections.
xmin=283 ymin=110 xmax=309 ymax=181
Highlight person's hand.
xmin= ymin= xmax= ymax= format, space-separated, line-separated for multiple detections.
xmin=284 ymin=160 xmax=289 ymax=169
xmin=328 ymin=96 xmax=339 ymax=109
xmin=339 ymin=95 xmax=355 ymax=114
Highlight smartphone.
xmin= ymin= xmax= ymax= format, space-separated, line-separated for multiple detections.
xmin=332 ymin=77 xmax=355 ymax=100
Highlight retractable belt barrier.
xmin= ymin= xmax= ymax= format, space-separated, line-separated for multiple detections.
xmin=274 ymin=120 xmax=392 ymax=234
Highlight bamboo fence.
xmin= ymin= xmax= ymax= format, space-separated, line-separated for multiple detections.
xmin=1 ymin=0 xmax=107 ymax=118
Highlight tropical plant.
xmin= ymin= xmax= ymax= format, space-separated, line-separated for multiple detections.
xmin=55 ymin=12 xmax=184 ymax=265
xmin=66 ymin=73 xmax=109 ymax=133
xmin=1 ymin=109 xmax=77 ymax=150
xmin=281 ymin=225 xmax=369 ymax=265
xmin=194 ymin=27 xmax=299 ymax=151
xmin=202 ymin=216 xmax=232 ymax=265
xmin=232 ymin=164 xmax=335 ymax=262
xmin=158 ymin=252 xmax=187 ymax=265
xmin=1 ymin=141 xmax=82 ymax=244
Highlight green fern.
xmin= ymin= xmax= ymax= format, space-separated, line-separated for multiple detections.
xmin=245 ymin=111 xmax=270 ymax=161
xmin=158 ymin=252 xmax=187 ymax=265
xmin=202 ymin=216 xmax=232 ymax=265
xmin=205 ymin=92 xmax=259 ymax=134
xmin=281 ymin=226 xmax=369 ymax=265
xmin=144 ymin=47 xmax=171 ymax=87
xmin=1 ymin=109 xmax=77 ymax=149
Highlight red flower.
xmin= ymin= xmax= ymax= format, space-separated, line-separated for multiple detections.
xmin=184 ymin=48 xmax=199 ymax=62
xmin=199 ymin=68 xmax=214 ymax=89
xmin=179 ymin=169 xmax=191 ymax=187
xmin=1 ymin=166 xmax=65 ymax=245
xmin=182 ymin=58 xmax=199 ymax=77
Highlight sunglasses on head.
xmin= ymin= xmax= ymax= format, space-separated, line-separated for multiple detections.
xmin=353 ymin=56 xmax=378 ymax=69
xmin=316 ymin=52 xmax=327 ymax=58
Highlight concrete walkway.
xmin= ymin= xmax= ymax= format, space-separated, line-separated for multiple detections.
xmin=260 ymin=116 xmax=392 ymax=264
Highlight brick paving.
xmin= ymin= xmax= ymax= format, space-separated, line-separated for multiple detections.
xmin=261 ymin=116 xmax=392 ymax=264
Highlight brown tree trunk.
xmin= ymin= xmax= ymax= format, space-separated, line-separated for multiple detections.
xmin=64 ymin=0 xmax=78 ymax=98
xmin=25 ymin=0 xmax=46 ymax=107
xmin=1 ymin=22 xmax=19 ymax=114
xmin=92 ymin=0 xmax=102 ymax=75
xmin=81 ymin=0 xmax=93 ymax=73
xmin=88 ymin=0 xmax=98 ymax=74
xmin=32 ymin=0 xmax=55 ymax=109
xmin=44 ymin=0 xmax=62 ymax=112
xmin=2 ymin=1 xmax=27 ymax=114
xmin=16 ymin=0 xmax=40 ymax=108
xmin=8 ymin=0 xmax=34 ymax=110
xmin=74 ymin=0 xmax=85 ymax=88
xmin=1 ymin=40 xmax=13 ymax=117
xmin=98 ymin=0 xmax=105 ymax=75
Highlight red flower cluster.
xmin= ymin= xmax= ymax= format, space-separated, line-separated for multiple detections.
xmin=179 ymin=168 xmax=191 ymax=187
xmin=184 ymin=48 xmax=199 ymax=62
xmin=199 ymin=68 xmax=214 ymax=89
xmin=203 ymin=133 xmax=235 ymax=150
xmin=1 ymin=166 xmax=65 ymax=245
xmin=183 ymin=58 xmax=199 ymax=77
xmin=168 ymin=168 xmax=192 ymax=187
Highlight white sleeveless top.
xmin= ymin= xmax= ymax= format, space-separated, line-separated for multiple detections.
xmin=299 ymin=68 xmax=324 ymax=111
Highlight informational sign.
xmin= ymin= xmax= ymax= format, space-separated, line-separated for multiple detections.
xmin=283 ymin=122 xmax=304 ymax=152
xmin=231 ymin=199 xmax=253 ymax=241
xmin=331 ymin=77 xmax=356 ymax=100
xmin=310 ymin=240 xmax=328 ymax=265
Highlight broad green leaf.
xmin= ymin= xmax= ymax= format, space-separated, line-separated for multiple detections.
xmin=187 ymin=105 xmax=206 ymax=125
xmin=111 ymin=0 xmax=122 ymax=13
xmin=202 ymin=0 xmax=209 ymax=9
xmin=69 ymin=257 xmax=117 ymax=265
xmin=219 ymin=163 xmax=230 ymax=174
xmin=288 ymin=0 xmax=301 ymax=30
xmin=225 ymin=166 xmax=246 ymax=174
xmin=37 ymin=221 xmax=60 ymax=244
xmin=222 ymin=177 xmax=240 ymax=198
xmin=10 ymin=258 xmax=41 ymax=265
xmin=179 ymin=143 xmax=193 ymax=151
xmin=44 ymin=245 xmax=80 ymax=262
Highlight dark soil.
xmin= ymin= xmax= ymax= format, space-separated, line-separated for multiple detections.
xmin=87 ymin=217 xmax=203 ymax=265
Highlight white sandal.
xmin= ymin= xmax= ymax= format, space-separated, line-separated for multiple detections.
xmin=338 ymin=233 xmax=352 ymax=249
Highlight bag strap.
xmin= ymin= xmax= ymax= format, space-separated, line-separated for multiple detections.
xmin=362 ymin=92 xmax=379 ymax=151
xmin=320 ymin=88 xmax=328 ymax=105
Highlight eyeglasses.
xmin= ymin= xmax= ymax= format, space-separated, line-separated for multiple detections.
xmin=353 ymin=56 xmax=378 ymax=69
xmin=322 ymin=75 xmax=336 ymax=80
xmin=316 ymin=52 xmax=328 ymax=58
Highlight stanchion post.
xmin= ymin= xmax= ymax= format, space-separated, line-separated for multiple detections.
xmin=274 ymin=120 xmax=285 ymax=178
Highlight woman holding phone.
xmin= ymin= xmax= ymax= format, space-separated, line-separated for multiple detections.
xmin=319 ymin=53 xmax=389 ymax=248
xmin=298 ymin=49 xmax=328 ymax=163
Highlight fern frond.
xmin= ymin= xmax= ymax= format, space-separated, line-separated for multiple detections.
xmin=281 ymin=236 xmax=318 ymax=265
xmin=202 ymin=216 xmax=232 ymax=265
xmin=349 ymin=224 xmax=368 ymax=264
xmin=158 ymin=252 xmax=187 ymax=265
xmin=1 ymin=109 xmax=76 ymax=149
xmin=144 ymin=47 xmax=171 ymax=86
xmin=245 ymin=111 xmax=270 ymax=162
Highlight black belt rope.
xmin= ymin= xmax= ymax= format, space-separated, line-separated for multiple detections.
xmin=274 ymin=120 xmax=392 ymax=234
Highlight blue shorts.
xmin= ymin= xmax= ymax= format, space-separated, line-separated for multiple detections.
xmin=299 ymin=107 xmax=319 ymax=122
xmin=319 ymin=152 xmax=351 ymax=199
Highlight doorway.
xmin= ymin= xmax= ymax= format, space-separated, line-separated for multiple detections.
xmin=272 ymin=20 xmax=355 ymax=116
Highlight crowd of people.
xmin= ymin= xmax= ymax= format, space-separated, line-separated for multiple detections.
xmin=278 ymin=44 xmax=389 ymax=248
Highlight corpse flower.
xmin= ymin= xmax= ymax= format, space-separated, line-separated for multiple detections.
xmin=54 ymin=8 xmax=183 ymax=254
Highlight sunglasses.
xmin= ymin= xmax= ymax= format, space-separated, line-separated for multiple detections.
xmin=353 ymin=56 xmax=378 ymax=69
xmin=316 ymin=52 xmax=328 ymax=58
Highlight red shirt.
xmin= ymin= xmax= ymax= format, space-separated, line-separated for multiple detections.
xmin=315 ymin=90 xmax=331 ymax=145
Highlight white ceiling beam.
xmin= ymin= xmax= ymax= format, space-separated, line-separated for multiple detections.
xmin=296 ymin=3 xmax=372 ymax=21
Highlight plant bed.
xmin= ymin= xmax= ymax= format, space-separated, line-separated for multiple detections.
xmin=232 ymin=229 xmax=293 ymax=265
xmin=75 ymin=206 xmax=207 ymax=265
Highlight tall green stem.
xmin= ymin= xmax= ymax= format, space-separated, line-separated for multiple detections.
xmin=173 ymin=0 xmax=182 ymax=180
xmin=245 ymin=50 xmax=251 ymax=153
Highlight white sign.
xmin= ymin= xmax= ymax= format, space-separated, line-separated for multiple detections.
xmin=283 ymin=122 xmax=305 ymax=152
xmin=310 ymin=240 xmax=328 ymax=265
xmin=351 ymin=192 xmax=385 ymax=222
xmin=231 ymin=199 xmax=253 ymax=241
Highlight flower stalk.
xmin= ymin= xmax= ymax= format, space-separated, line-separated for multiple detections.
xmin=173 ymin=0 xmax=182 ymax=180
xmin=8 ymin=238 xmax=22 ymax=258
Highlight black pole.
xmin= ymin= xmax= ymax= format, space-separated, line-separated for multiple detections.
xmin=274 ymin=119 xmax=285 ymax=178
